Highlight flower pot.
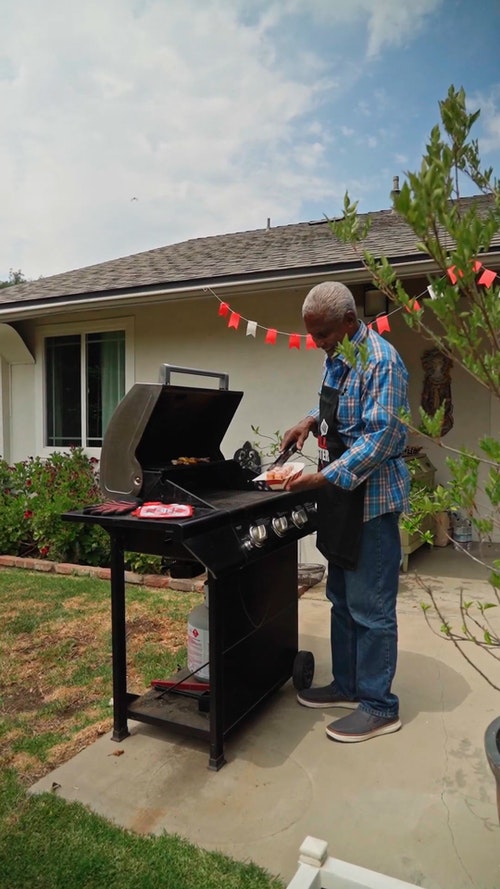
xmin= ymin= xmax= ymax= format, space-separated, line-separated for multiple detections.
xmin=433 ymin=510 xmax=451 ymax=547
xmin=298 ymin=563 xmax=325 ymax=588
xmin=484 ymin=716 xmax=500 ymax=824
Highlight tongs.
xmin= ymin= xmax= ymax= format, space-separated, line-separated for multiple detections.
xmin=267 ymin=442 xmax=298 ymax=469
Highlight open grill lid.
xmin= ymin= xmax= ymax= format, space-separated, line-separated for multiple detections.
xmin=99 ymin=364 xmax=244 ymax=501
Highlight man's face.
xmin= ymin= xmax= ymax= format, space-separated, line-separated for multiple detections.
xmin=304 ymin=309 xmax=356 ymax=357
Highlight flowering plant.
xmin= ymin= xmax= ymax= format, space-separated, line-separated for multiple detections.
xmin=0 ymin=448 xmax=110 ymax=565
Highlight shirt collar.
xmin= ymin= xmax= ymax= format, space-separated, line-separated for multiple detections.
xmin=325 ymin=319 xmax=367 ymax=369
xmin=352 ymin=319 xmax=368 ymax=345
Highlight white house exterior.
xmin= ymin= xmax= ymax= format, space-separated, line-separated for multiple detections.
xmin=1 ymin=194 xmax=498 ymax=540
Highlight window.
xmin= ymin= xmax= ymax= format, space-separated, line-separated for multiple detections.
xmin=45 ymin=329 xmax=125 ymax=448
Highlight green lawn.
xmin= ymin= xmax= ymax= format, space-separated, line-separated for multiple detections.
xmin=0 ymin=569 xmax=284 ymax=889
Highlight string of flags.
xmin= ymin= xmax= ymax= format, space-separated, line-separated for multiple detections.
xmin=204 ymin=259 xmax=499 ymax=349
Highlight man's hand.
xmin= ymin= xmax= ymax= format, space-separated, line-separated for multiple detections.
xmin=284 ymin=471 xmax=327 ymax=492
xmin=281 ymin=416 xmax=317 ymax=453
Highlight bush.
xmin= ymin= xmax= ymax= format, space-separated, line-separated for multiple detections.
xmin=0 ymin=449 xmax=166 ymax=574
xmin=0 ymin=448 xmax=110 ymax=566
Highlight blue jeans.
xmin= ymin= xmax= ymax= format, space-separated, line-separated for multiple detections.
xmin=326 ymin=512 xmax=400 ymax=718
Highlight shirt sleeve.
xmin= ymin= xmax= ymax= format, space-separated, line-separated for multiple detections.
xmin=322 ymin=359 xmax=408 ymax=490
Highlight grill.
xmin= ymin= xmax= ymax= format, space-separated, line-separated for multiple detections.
xmin=63 ymin=364 xmax=317 ymax=769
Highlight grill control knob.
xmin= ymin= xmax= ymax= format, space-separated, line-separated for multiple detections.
xmin=249 ymin=523 xmax=267 ymax=547
xmin=291 ymin=506 xmax=308 ymax=528
xmin=272 ymin=515 xmax=289 ymax=537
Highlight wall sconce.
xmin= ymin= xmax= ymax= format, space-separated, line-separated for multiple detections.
xmin=363 ymin=288 xmax=388 ymax=318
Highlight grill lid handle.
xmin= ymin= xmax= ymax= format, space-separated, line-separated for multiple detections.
xmin=159 ymin=364 xmax=229 ymax=390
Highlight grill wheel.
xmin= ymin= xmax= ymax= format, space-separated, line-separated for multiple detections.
xmin=292 ymin=650 xmax=315 ymax=690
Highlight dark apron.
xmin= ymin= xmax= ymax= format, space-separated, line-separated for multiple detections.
xmin=315 ymin=377 xmax=366 ymax=571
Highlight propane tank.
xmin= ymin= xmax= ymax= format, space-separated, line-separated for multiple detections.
xmin=187 ymin=582 xmax=210 ymax=682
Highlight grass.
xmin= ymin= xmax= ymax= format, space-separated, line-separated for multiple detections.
xmin=1 ymin=570 xmax=197 ymax=779
xmin=0 ymin=568 xmax=285 ymax=889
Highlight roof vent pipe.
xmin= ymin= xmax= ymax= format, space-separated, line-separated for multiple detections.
xmin=390 ymin=175 xmax=400 ymax=204
xmin=266 ymin=217 xmax=271 ymax=230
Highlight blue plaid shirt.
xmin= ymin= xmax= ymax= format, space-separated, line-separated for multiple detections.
xmin=310 ymin=320 xmax=410 ymax=521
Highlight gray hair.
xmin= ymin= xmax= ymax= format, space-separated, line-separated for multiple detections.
xmin=302 ymin=281 xmax=357 ymax=323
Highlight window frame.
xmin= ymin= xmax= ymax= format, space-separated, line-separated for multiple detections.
xmin=35 ymin=316 xmax=135 ymax=458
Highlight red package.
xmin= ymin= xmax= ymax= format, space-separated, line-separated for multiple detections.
xmin=131 ymin=502 xmax=194 ymax=519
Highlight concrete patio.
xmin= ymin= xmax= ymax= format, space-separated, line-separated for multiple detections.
xmin=30 ymin=543 xmax=500 ymax=888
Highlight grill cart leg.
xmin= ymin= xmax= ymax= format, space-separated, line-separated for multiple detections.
xmin=109 ymin=532 xmax=130 ymax=742
xmin=207 ymin=573 xmax=226 ymax=771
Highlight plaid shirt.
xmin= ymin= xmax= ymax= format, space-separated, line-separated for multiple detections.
xmin=310 ymin=320 xmax=410 ymax=521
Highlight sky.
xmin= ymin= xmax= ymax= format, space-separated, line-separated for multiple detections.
xmin=1 ymin=0 xmax=499 ymax=281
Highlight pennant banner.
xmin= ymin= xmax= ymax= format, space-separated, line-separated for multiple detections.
xmin=478 ymin=268 xmax=497 ymax=288
xmin=210 ymin=257 xmax=498 ymax=348
xmin=375 ymin=315 xmax=391 ymax=334
xmin=447 ymin=259 xmax=494 ymax=284
xmin=405 ymin=299 xmax=421 ymax=313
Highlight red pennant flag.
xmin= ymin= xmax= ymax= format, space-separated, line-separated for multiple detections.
xmin=405 ymin=299 xmax=421 ymax=313
xmin=448 ymin=260 xmax=482 ymax=283
xmin=289 ymin=334 xmax=301 ymax=350
xmin=228 ymin=312 xmax=240 ymax=329
xmin=305 ymin=334 xmax=317 ymax=350
xmin=478 ymin=268 xmax=497 ymax=288
xmin=265 ymin=328 xmax=277 ymax=344
xmin=218 ymin=302 xmax=230 ymax=316
xmin=375 ymin=315 xmax=391 ymax=334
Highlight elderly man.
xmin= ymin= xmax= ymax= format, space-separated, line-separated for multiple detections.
xmin=282 ymin=281 xmax=410 ymax=742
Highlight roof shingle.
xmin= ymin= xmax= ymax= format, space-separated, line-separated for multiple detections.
xmin=2 ymin=194 xmax=498 ymax=307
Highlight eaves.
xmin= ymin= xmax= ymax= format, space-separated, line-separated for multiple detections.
xmin=1 ymin=249 xmax=499 ymax=323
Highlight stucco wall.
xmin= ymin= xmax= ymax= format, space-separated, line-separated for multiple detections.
xmin=132 ymin=289 xmax=322 ymax=461
xmin=10 ymin=363 xmax=36 ymax=460
xmin=8 ymin=287 xmax=495 ymax=537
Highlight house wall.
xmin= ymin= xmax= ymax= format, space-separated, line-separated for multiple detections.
xmin=0 ymin=358 xmax=11 ymax=459
xmin=8 ymin=282 xmax=496 ymax=538
xmin=10 ymin=363 xmax=37 ymax=459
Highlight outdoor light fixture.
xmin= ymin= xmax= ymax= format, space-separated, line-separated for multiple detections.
xmin=363 ymin=288 xmax=388 ymax=317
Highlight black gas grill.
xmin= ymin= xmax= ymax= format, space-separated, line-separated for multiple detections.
xmin=63 ymin=365 xmax=317 ymax=769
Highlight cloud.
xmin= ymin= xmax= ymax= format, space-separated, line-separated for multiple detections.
xmin=0 ymin=0 xmax=338 ymax=276
xmin=0 ymin=0 xmax=488 ymax=281
xmin=470 ymin=89 xmax=500 ymax=154
xmin=251 ymin=0 xmax=443 ymax=58
xmin=362 ymin=0 xmax=443 ymax=58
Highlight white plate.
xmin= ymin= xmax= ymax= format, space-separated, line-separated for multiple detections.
xmin=252 ymin=461 xmax=305 ymax=491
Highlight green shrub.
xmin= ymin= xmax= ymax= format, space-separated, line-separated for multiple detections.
xmin=124 ymin=552 xmax=163 ymax=575
xmin=0 ymin=448 xmax=110 ymax=566
xmin=0 ymin=450 xmax=177 ymax=574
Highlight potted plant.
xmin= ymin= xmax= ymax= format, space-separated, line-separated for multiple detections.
xmin=399 ymin=453 xmax=437 ymax=571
